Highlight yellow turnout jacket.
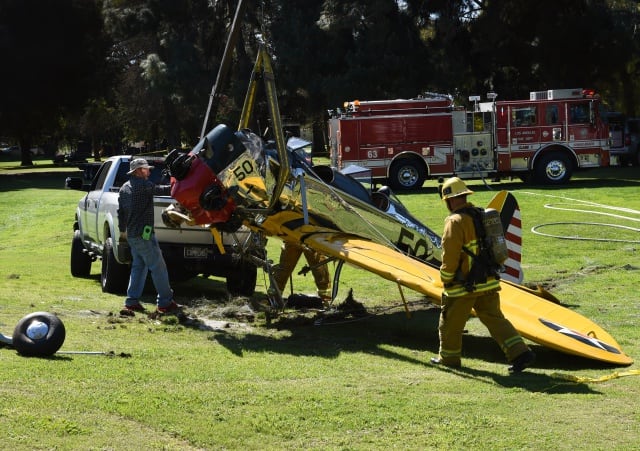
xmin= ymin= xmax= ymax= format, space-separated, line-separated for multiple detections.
xmin=440 ymin=202 xmax=500 ymax=297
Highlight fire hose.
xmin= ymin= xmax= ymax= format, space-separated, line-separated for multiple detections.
xmin=521 ymin=192 xmax=640 ymax=243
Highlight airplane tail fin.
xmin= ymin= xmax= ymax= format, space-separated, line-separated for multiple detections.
xmin=487 ymin=191 xmax=523 ymax=284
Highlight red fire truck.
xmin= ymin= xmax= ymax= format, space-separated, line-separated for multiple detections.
xmin=328 ymin=88 xmax=610 ymax=190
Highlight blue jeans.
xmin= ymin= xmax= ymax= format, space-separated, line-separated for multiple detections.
xmin=125 ymin=235 xmax=173 ymax=307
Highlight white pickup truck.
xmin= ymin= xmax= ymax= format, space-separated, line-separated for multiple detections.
xmin=66 ymin=155 xmax=257 ymax=296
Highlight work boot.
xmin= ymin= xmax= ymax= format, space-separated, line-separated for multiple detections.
xmin=319 ymin=294 xmax=332 ymax=307
xmin=120 ymin=303 xmax=146 ymax=316
xmin=124 ymin=303 xmax=146 ymax=313
xmin=430 ymin=357 xmax=461 ymax=368
xmin=156 ymin=301 xmax=184 ymax=315
xmin=508 ymin=350 xmax=536 ymax=373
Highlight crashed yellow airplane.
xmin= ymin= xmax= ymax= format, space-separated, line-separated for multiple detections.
xmin=162 ymin=46 xmax=632 ymax=366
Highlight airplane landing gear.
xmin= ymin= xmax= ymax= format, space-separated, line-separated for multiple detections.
xmin=0 ymin=312 xmax=66 ymax=357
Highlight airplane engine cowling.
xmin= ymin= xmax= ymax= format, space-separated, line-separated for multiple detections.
xmin=171 ymin=155 xmax=235 ymax=225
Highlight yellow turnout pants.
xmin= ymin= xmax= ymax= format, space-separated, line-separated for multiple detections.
xmin=273 ymin=242 xmax=330 ymax=297
xmin=437 ymin=290 xmax=529 ymax=366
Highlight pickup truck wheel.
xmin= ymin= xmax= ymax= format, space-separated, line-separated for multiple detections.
xmin=101 ymin=237 xmax=130 ymax=294
xmin=167 ymin=266 xmax=197 ymax=283
xmin=71 ymin=230 xmax=92 ymax=277
xmin=226 ymin=262 xmax=258 ymax=297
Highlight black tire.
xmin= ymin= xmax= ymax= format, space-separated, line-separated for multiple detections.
xmin=12 ymin=312 xmax=66 ymax=356
xmin=226 ymin=262 xmax=258 ymax=297
xmin=167 ymin=266 xmax=198 ymax=284
xmin=388 ymin=159 xmax=425 ymax=190
xmin=534 ymin=152 xmax=573 ymax=184
xmin=101 ymin=236 xmax=130 ymax=294
xmin=70 ymin=229 xmax=92 ymax=277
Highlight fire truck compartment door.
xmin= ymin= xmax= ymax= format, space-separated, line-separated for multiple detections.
xmin=453 ymin=132 xmax=493 ymax=171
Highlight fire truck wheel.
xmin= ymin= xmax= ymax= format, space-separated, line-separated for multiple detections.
xmin=389 ymin=160 xmax=425 ymax=190
xmin=534 ymin=152 xmax=573 ymax=185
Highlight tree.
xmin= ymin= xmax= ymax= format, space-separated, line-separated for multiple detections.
xmin=3 ymin=0 xmax=639 ymax=164
xmin=102 ymin=0 xmax=254 ymax=149
xmin=264 ymin=0 xmax=429 ymax=151
xmin=408 ymin=0 xmax=479 ymax=97
xmin=0 ymin=0 xmax=110 ymax=165
xmin=596 ymin=0 xmax=640 ymax=115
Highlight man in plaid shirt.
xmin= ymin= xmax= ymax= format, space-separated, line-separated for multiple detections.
xmin=118 ymin=158 xmax=182 ymax=315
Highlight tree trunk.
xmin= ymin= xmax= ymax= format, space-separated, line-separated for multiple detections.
xmin=19 ymin=137 xmax=33 ymax=166
xmin=92 ymin=135 xmax=100 ymax=161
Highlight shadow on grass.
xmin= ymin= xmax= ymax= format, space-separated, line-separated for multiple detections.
xmin=430 ymin=333 xmax=619 ymax=394
xmin=205 ymin=300 xmax=615 ymax=395
xmin=434 ymin=362 xmax=603 ymax=395
xmin=211 ymin=303 xmax=441 ymax=360
xmin=90 ymin=270 xmax=620 ymax=397
xmin=0 ymin=171 xmax=82 ymax=192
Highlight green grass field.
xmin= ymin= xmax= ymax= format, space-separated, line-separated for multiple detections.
xmin=1 ymin=158 xmax=639 ymax=450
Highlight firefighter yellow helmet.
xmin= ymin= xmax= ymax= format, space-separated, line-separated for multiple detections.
xmin=440 ymin=177 xmax=474 ymax=200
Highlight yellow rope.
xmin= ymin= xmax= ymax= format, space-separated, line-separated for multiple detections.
xmin=551 ymin=369 xmax=640 ymax=384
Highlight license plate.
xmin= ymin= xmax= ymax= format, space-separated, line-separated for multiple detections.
xmin=184 ymin=247 xmax=209 ymax=258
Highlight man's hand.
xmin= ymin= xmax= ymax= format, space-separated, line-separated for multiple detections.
xmin=119 ymin=231 xmax=127 ymax=241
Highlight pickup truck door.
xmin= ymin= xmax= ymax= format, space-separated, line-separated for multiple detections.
xmin=82 ymin=161 xmax=112 ymax=243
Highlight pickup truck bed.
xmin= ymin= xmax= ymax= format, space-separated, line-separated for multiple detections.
xmin=67 ymin=155 xmax=257 ymax=296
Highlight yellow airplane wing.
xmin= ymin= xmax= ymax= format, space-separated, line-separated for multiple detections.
xmin=304 ymin=231 xmax=633 ymax=366
xmin=306 ymin=233 xmax=439 ymax=297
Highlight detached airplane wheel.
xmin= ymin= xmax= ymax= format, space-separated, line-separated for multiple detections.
xmin=12 ymin=312 xmax=66 ymax=357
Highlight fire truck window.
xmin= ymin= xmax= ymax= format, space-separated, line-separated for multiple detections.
xmin=512 ymin=107 xmax=537 ymax=126
xmin=570 ymin=103 xmax=589 ymax=124
xmin=628 ymin=119 xmax=640 ymax=134
xmin=545 ymin=105 xmax=559 ymax=125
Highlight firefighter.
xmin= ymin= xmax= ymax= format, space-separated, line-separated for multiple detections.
xmin=271 ymin=241 xmax=331 ymax=304
xmin=431 ymin=177 xmax=535 ymax=372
